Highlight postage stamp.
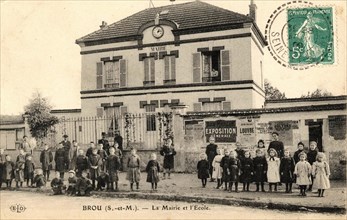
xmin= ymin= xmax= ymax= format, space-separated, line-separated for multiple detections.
xmin=264 ymin=1 xmax=335 ymax=70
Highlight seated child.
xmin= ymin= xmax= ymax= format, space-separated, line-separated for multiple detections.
xmin=76 ymin=170 xmax=93 ymax=196
xmin=51 ymin=171 xmax=65 ymax=195
xmin=66 ymin=170 xmax=78 ymax=195
xmin=96 ymin=171 xmax=109 ymax=191
xmin=33 ymin=169 xmax=46 ymax=188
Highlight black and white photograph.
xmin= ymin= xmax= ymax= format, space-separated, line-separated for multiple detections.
xmin=0 ymin=0 xmax=346 ymax=219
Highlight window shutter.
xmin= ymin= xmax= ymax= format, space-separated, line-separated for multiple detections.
xmin=221 ymin=50 xmax=230 ymax=81
xmin=193 ymin=53 xmax=201 ymax=83
xmin=120 ymin=106 xmax=128 ymax=115
xmin=144 ymin=58 xmax=149 ymax=81
xmin=171 ymin=56 xmax=176 ymax=80
xmin=150 ymin=58 xmax=155 ymax=82
xmin=96 ymin=62 xmax=103 ymax=89
xmin=96 ymin=107 xmax=104 ymax=117
xmin=222 ymin=101 xmax=231 ymax=111
xmin=164 ymin=56 xmax=170 ymax=80
xmin=120 ymin=59 xmax=127 ymax=87
xmin=193 ymin=103 xmax=202 ymax=112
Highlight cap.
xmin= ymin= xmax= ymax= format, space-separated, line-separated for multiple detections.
xmin=63 ymin=134 xmax=68 ymax=138
xmin=272 ymin=132 xmax=279 ymax=136
xmin=101 ymin=132 xmax=106 ymax=136
xmin=68 ymin=170 xmax=76 ymax=174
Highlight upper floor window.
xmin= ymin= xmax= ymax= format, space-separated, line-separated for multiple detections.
xmin=202 ymin=51 xmax=221 ymax=82
xmin=143 ymin=57 xmax=155 ymax=86
xmin=163 ymin=55 xmax=176 ymax=85
xmin=96 ymin=58 xmax=127 ymax=89
xmin=105 ymin=61 xmax=120 ymax=87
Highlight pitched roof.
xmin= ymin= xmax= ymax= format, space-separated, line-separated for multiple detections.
xmin=0 ymin=115 xmax=24 ymax=125
xmin=76 ymin=1 xmax=253 ymax=44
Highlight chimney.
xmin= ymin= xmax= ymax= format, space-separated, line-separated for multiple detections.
xmin=99 ymin=21 xmax=107 ymax=29
xmin=249 ymin=0 xmax=257 ymax=22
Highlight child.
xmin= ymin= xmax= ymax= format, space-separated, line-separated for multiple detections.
xmin=307 ymin=141 xmax=318 ymax=191
xmin=0 ymin=149 xmax=5 ymax=188
xmin=97 ymin=144 xmax=108 ymax=171
xmin=280 ymin=149 xmax=295 ymax=193
xmin=146 ymin=153 xmax=161 ymax=191
xmin=76 ymin=170 xmax=93 ymax=196
xmin=114 ymin=142 xmax=123 ymax=171
xmin=240 ymin=151 xmax=253 ymax=192
xmin=212 ymin=148 xmax=224 ymax=189
xmin=3 ymin=155 xmax=15 ymax=188
xmin=253 ymin=149 xmax=267 ymax=192
xmin=160 ymin=138 xmax=176 ymax=179
xmin=294 ymin=152 xmax=311 ymax=196
xmin=105 ymin=147 xmax=121 ymax=191
xmin=40 ymin=144 xmax=53 ymax=181
xmin=51 ymin=171 xmax=65 ymax=195
xmin=267 ymin=148 xmax=280 ymax=192
xmin=75 ymin=149 xmax=88 ymax=177
xmin=126 ymin=148 xmax=141 ymax=191
xmin=96 ymin=171 xmax=109 ymax=191
xmin=205 ymin=136 xmax=218 ymax=182
xmin=220 ymin=149 xmax=231 ymax=191
xmin=197 ymin=153 xmax=209 ymax=188
xmin=24 ymin=154 xmax=35 ymax=187
xmin=55 ymin=143 xmax=66 ymax=179
xmin=15 ymin=149 xmax=26 ymax=188
xmin=33 ymin=169 xmax=46 ymax=188
xmin=294 ymin=142 xmax=305 ymax=164
xmin=312 ymin=152 xmax=330 ymax=197
xmin=66 ymin=170 xmax=78 ymax=195
xmin=228 ymin=150 xmax=241 ymax=192
xmin=88 ymin=148 xmax=102 ymax=189
xmin=235 ymin=142 xmax=245 ymax=161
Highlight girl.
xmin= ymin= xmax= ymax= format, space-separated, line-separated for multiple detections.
xmin=220 ymin=149 xmax=231 ymax=191
xmin=160 ymin=138 xmax=176 ymax=179
xmin=146 ymin=153 xmax=161 ymax=191
xmin=88 ymin=148 xmax=103 ymax=189
xmin=105 ymin=147 xmax=121 ymax=191
xmin=240 ymin=151 xmax=253 ymax=192
xmin=280 ymin=149 xmax=295 ymax=193
xmin=312 ymin=152 xmax=330 ymax=197
xmin=55 ymin=143 xmax=66 ymax=179
xmin=294 ymin=142 xmax=305 ymax=164
xmin=15 ymin=149 xmax=26 ymax=188
xmin=294 ymin=152 xmax=311 ymax=196
xmin=197 ymin=153 xmax=209 ymax=188
xmin=267 ymin=148 xmax=280 ymax=192
xmin=4 ymin=155 xmax=15 ymax=188
xmin=212 ymin=148 xmax=224 ymax=189
xmin=229 ymin=150 xmax=241 ymax=192
xmin=307 ymin=141 xmax=318 ymax=191
xmin=40 ymin=144 xmax=53 ymax=181
xmin=126 ymin=148 xmax=141 ymax=191
xmin=24 ymin=155 xmax=35 ymax=187
xmin=253 ymin=149 xmax=267 ymax=192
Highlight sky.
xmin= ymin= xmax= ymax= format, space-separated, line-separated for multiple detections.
xmin=1 ymin=0 xmax=346 ymax=115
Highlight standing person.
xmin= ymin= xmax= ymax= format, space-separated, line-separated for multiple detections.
xmin=60 ymin=135 xmax=71 ymax=171
xmin=114 ymin=142 xmax=123 ymax=171
xmin=253 ymin=149 xmax=267 ymax=192
xmin=19 ymin=135 xmax=33 ymax=156
xmin=293 ymin=142 xmax=306 ymax=164
xmin=280 ymin=149 xmax=295 ymax=193
xmin=68 ymin=140 xmax=79 ymax=171
xmin=97 ymin=144 xmax=108 ymax=171
xmin=205 ymin=136 xmax=218 ymax=182
xmin=212 ymin=148 xmax=224 ymax=189
xmin=160 ymin=138 xmax=176 ymax=179
xmin=55 ymin=143 xmax=66 ymax=179
xmin=294 ymin=152 xmax=312 ymax=196
xmin=40 ymin=144 xmax=53 ymax=181
xmin=105 ymin=147 xmax=120 ymax=191
xmin=15 ymin=149 xmax=26 ymax=188
xmin=235 ymin=142 xmax=245 ymax=161
xmin=98 ymin=132 xmax=110 ymax=155
xmin=114 ymin=130 xmax=123 ymax=152
xmin=220 ymin=149 xmax=231 ymax=191
xmin=228 ymin=150 xmax=241 ymax=192
xmin=24 ymin=155 xmax=35 ymax=187
xmin=75 ymin=149 xmax=88 ymax=178
xmin=146 ymin=153 xmax=161 ymax=191
xmin=197 ymin=153 xmax=209 ymax=188
xmin=268 ymin=132 xmax=284 ymax=159
xmin=88 ymin=148 xmax=102 ymax=190
xmin=126 ymin=148 xmax=141 ymax=191
xmin=240 ymin=151 xmax=253 ymax=192
xmin=267 ymin=148 xmax=280 ymax=192
xmin=3 ymin=155 xmax=15 ymax=188
xmin=86 ymin=142 xmax=96 ymax=158
xmin=256 ymin=139 xmax=266 ymax=154
xmin=312 ymin=152 xmax=330 ymax=197
xmin=307 ymin=141 xmax=318 ymax=191
xmin=0 ymin=149 xmax=5 ymax=188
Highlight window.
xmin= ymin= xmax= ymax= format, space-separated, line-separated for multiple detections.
xmin=164 ymin=56 xmax=176 ymax=85
xmin=104 ymin=61 xmax=120 ymax=88
xmin=145 ymin=105 xmax=156 ymax=131
xmin=144 ymin=57 xmax=155 ymax=86
xmin=202 ymin=51 xmax=221 ymax=82
xmin=202 ymin=102 xmax=222 ymax=111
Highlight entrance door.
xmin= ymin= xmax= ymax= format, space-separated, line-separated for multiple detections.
xmin=308 ymin=122 xmax=323 ymax=152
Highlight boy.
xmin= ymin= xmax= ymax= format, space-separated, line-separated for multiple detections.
xmin=96 ymin=171 xmax=109 ymax=191
xmin=66 ymin=170 xmax=78 ymax=195
xmin=51 ymin=171 xmax=65 ymax=195
xmin=97 ymin=144 xmax=108 ymax=171
xmin=15 ymin=149 xmax=26 ymax=188
xmin=24 ymin=155 xmax=35 ymax=187
xmin=76 ymin=149 xmax=88 ymax=177
xmin=88 ymin=148 xmax=102 ymax=189
xmin=205 ymin=136 xmax=218 ymax=182
xmin=105 ymin=147 xmax=120 ymax=191
xmin=76 ymin=170 xmax=93 ymax=196
xmin=33 ymin=169 xmax=46 ymax=188
xmin=126 ymin=148 xmax=141 ymax=191
xmin=40 ymin=144 xmax=53 ymax=181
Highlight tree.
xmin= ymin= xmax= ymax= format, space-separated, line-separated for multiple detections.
xmin=24 ymin=91 xmax=59 ymax=147
xmin=264 ymin=79 xmax=286 ymax=100
xmin=301 ymin=89 xmax=333 ymax=98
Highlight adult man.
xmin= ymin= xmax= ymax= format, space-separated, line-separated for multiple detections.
xmin=114 ymin=130 xmax=123 ymax=152
xmin=19 ymin=136 xmax=33 ymax=155
xmin=205 ymin=136 xmax=218 ymax=182
xmin=98 ymin=132 xmax=110 ymax=155
xmin=68 ymin=140 xmax=79 ymax=170
xmin=60 ymin=135 xmax=72 ymax=171
xmin=268 ymin=132 xmax=284 ymax=158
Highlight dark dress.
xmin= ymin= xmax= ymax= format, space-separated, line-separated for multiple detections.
xmin=240 ymin=157 xmax=253 ymax=183
xmin=206 ymin=143 xmax=218 ymax=176
xmin=220 ymin=156 xmax=231 ymax=182
xmin=280 ymin=157 xmax=295 ymax=183
xmin=197 ymin=159 xmax=210 ymax=179
xmin=51 ymin=178 xmax=64 ymax=194
xmin=55 ymin=148 xmax=66 ymax=172
xmin=15 ymin=154 xmax=26 ymax=182
xmin=160 ymin=146 xmax=176 ymax=169
xmin=24 ymin=160 xmax=35 ymax=180
xmin=40 ymin=150 xmax=53 ymax=171
xmin=229 ymin=158 xmax=240 ymax=182
xmin=253 ymin=156 xmax=267 ymax=183
xmin=268 ymin=140 xmax=284 ymax=158
xmin=3 ymin=161 xmax=15 ymax=180
xmin=76 ymin=155 xmax=88 ymax=177
xmin=0 ymin=154 xmax=5 ymax=183
xmin=61 ymin=140 xmax=71 ymax=170
xmin=86 ymin=147 xmax=94 ymax=158
xmin=235 ymin=148 xmax=245 ymax=161
xmin=114 ymin=135 xmax=123 ymax=151
xmin=67 ymin=176 xmax=78 ymax=194
xmin=105 ymin=155 xmax=120 ymax=182
xmin=146 ymin=160 xmax=160 ymax=183
xmin=307 ymin=150 xmax=318 ymax=165
xmin=293 ymin=149 xmax=305 ymax=164
xmin=88 ymin=154 xmax=102 ymax=180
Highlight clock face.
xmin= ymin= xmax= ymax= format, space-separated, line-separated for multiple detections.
xmin=152 ymin=26 xmax=164 ymax=39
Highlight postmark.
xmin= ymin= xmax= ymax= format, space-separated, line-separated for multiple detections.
xmin=265 ymin=1 xmax=335 ymax=70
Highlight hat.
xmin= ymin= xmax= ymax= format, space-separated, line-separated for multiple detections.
xmin=68 ymin=170 xmax=75 ymax=174
xmin=63 ymin=134 xmax=68 ymax=138
xmin=101 ymin=132 xmax=106 ymax=136
xmin=272 ymin=132 xmax=279 ymax=136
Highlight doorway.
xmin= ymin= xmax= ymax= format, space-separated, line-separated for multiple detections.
xmin=308 ymin=122 xmax=323 ymax=152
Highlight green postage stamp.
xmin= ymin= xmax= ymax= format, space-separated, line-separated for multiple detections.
xmin=287 ymin=7 xmax=334 ymax=65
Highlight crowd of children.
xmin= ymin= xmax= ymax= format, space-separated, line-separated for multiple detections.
xmin=197 ymin=135 xmax=331 ymax=197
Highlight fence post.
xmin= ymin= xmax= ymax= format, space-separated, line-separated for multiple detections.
xmin=95 ymin=117 xmax=97 ymax=144
xmin=74 ymin=120 xmax=77 ymax=142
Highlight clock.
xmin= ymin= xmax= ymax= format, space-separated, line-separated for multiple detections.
xmin=152 ymin=26 xmax=164 ymax=39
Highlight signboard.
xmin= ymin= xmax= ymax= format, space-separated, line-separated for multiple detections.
xmin=239 ymin=120 xmax=256 ymax=144
xmin=268 ymin=120 xmax=295 ymax=146
xmin=205 ymin=120 xmax=237 ymax=143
